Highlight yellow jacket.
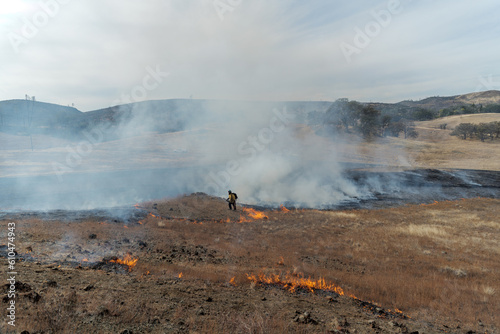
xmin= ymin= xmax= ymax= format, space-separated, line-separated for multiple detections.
xmin=228 ymin=193 xmax=236 ymax=203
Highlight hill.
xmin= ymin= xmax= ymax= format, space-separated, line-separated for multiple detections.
xmin=0 ymin=99 xmax=332 ymax=141
xmin=0 ymin=99 xmax=82 ymax=137
xmin=2 ymin=91 xmax=500 ymax=142
xmin=395 ymin=90 xmax=500 ymax=111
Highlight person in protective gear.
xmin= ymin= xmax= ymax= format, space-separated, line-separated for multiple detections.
xmin=227 ymin=190 xmax=237 ymax=210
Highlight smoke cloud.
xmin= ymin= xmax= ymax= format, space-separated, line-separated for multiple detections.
xmin=1 ymin=99 xmax=498 ymax=211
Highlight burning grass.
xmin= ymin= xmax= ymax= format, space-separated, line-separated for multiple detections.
xmin=1 ymin=196 xmax=499 ymax=333
xmin=109 ymin=254 xmax=139 ymax=271
xmin=246 ymin=271 xmax=352 ymax=296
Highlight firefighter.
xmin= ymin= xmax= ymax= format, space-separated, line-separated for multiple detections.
xmin=227 ymin=190 xmax=237 ymax=211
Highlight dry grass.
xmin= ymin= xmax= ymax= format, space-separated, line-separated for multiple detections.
xmin=409 ymin=114 xmax=500 ymax=170
xmin=145 ymin=197 xmax=500 ymax=328
xmin=2 ymin=197 xmax=499 ymax=333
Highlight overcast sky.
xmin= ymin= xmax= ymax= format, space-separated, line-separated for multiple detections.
xmin=1 ymin=0 xmax=499 ymax=111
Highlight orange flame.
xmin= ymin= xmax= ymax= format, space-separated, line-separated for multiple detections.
xmin=178 ymin=272 xmax=183 ymax=278
xmin=241 ymin=207 xmax=268 ymax=221
xmin=238 ymin=215 xmax=252 ymax=223
xmin=229 ymin=276 xmax=236 ymax=286
xmin=245 ymin=272 xmax=410 ymax=319
xmin=279 ymin=204 xmax=290 ymax=213
xmin=110 ymin=254 xmax=138 ymax=270
xmin=246 ymin=272 xmax=354 ymax=297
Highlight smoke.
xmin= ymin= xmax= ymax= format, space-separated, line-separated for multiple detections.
xmin=180 ymin=102 xmax=365 ymax=207
xmin=1 ymin=99 xmax=498 ymax=211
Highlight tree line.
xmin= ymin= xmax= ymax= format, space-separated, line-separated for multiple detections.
xmin=308 ymin=98 xmax=418 ymax=139
xmin=450 ymin=121 xmax=500 ymax=142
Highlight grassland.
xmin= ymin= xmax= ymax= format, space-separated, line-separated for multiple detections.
xmin=1 ymin=195 xmax=498 ymax=333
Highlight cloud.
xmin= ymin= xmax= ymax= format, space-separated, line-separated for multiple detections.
xmin=1 ymin=0 xmax=500 ymax=110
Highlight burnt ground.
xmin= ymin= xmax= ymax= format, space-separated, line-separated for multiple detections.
xmin=2 ymin=166 xmax=500 ymax=211
xmin=0 ymin=168 xmax=499 ymax=333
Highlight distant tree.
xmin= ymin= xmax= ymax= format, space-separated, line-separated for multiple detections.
xmin=380 ymin=115 xmax=392 ymax=136
xmin=358 ymin=105 xmax=381 ymax=139
xmin=476 ymin=123 xmax=488 ymax=142
xmin=324 ymin=98 xmax=362 ymax=133
xmin=385 ymin=121 xmax=405 ymax=137
xmin=483 ymin=122 xmax=498 ymax=140
xmin=493 ymin=121 xmax=500 ymax=138
xmin=450 ymin=123 xmax=475 ymax=140
xmin=413 ymin=108 xmax=435 ymax=121
xmin=403 ymin=120 xmax=419 ymax=139
xmin=483 ymin=104 xmax=500 ymax=113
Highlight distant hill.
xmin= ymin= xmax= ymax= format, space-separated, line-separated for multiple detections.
xmin=1 ymin=91 xmax=499 ymax=141
xmin=0 ymin=99 xmax=82 ymax=136
xmin=0 ymin=98 xmax=332 ymax=141
xmin=392 ymin=90 xmax=500 ymax=111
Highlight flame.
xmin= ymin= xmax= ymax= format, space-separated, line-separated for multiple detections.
xmin=229 ymin=276 xmax=236 ymax=286
xmin=238 ymin=215 xmax=252 ymax=223
xmin=240 ymin=208 xmax=268 ymax=221
xmin=124 ymin=225 xmax=129 ymax=229
xmin=246 ymin=271 xmax=354 ymax=297
xmin=178 ymin=272 xmax=183 ymax=278
xmin=109 ymin=254 xmax=138 ymax=270
xmin=280 ymin=204 xmax=290 ymax=213
xmin=244 ymin=272 xmax=410 ymax=319
xmin=420 ymin=200 xmax=441 ymax=207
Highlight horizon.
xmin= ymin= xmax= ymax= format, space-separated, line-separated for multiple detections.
xmin=1 ymin=1 xmax=500 ymax=111
xmin=2 ymin=88 xmax=500 ymax=113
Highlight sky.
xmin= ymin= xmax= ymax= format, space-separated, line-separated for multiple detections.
xmin=1 ymin=0 xmax=500 ymax=111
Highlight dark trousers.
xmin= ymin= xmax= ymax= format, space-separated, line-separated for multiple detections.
xmin=229 ymin=202 xmax=236 ymax=210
